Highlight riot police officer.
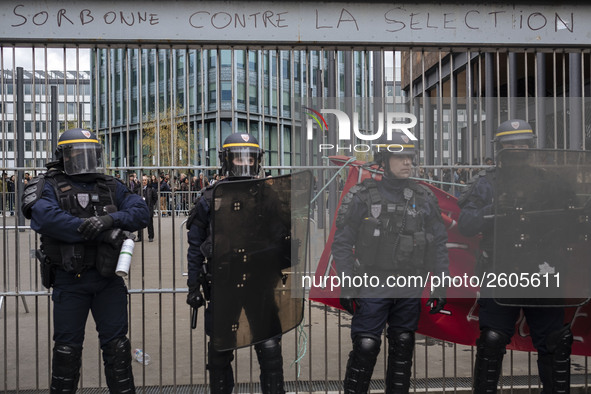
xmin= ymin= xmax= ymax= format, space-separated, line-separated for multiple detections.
xmin=458 ymin=119 xmax=573 ymax=393
xmin=332 ymin=133 xmax=449 ymax=393
xmin=186 ymin=133 xmax=285 ymax=394
xmin=22 ymin=128 xmax=150 ymax=393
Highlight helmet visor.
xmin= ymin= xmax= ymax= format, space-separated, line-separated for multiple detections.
xmin=62 ymin=143 xmax=103 ymax=175
xmin=227 ymin=147 xmax=260 ymax=177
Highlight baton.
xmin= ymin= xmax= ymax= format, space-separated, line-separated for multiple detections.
xmin=191 ymin=307 xmax=198 ymax=329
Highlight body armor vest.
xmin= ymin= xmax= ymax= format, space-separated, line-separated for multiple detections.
xmin=342 ymin=178 xmax=435 ymax=275
xmin=41 ymin=170 xmax=118 ymax=274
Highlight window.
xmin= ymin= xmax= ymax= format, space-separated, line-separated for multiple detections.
xmin=220 ymin=50 xmax=232 ymax=67
xmin=209 ymin=50 xmax=217 ymax=68
xmin=209 ymin=81 xmax=217 ymax=107
xmin=249 ymin=84 xmax=257 ymax=107
xmin=264 ymin=124 xmax=278 ymax=168
xmin=283 ymin=126 xmax=291 ymax=166
xmin=282 ymin=57 xmax=290 ymax=79
xmin=249 ymin=51 xmax=257 ymax=71
xmin=237 ymin=82 xmax=246 ymax=106
xmin=236 ymin=50 xmax=245 ymax=69
xmin=221 ymin=82 xmax=232 ymax=101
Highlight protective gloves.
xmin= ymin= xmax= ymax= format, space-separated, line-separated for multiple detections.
xmin=78 ymin=215 xmax=114 ymax=240
xmin=426 ymin=287 xmax=447 ymax=314
xmin=187 ymin=285 xmax=205 ymax=309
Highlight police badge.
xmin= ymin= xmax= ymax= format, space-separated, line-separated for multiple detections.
xmin=371 ymin=204 xmax=382 ymax=218
xmin=77 ymin=193 xmax=90 ymax=209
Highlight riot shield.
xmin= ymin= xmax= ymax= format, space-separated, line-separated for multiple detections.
xmin=210 ymin=171 xmax=312 ymax=351
xmin=492 ymin=149 xmax=591 ymax=307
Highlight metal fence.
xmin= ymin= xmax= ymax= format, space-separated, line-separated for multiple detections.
xmin=1 ymin=1 xmax=591 ymax=392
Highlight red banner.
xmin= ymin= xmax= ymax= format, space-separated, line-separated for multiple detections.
xmin=309 ymin=156 xmax=591 ymax=355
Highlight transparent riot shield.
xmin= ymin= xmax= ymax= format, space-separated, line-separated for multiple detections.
xmin=492 ymin=149 xmax=591 ymax=307
xmin=210 ymin=171 xmax=312 ymax=351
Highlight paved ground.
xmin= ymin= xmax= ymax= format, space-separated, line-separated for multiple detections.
xmin=0 ymin=213 xmax=588 ymax=392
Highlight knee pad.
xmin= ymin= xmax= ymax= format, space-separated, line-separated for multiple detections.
xmin=52 ymin=343 xmax=83 ymax=377
xmin=255 ymin=338 xmax=285 ymax=394
xmin=207 ymin=342 xmax=234 ymax=370
xmin=476 ymin=329 xmax=510 ymax=357
xmin=102 ymin=337 xmax=135 ymax=394
xmin=51 ymin=343 xmax=83 ymax=392
xmin=473 ymin=329 xmax=510 ymax=393
xmin=385 ymin=331 xmax=414 ymax=393
xmin=207 ymin=342 xmax=234 ymax=394
xmin=388 ymin=331 xmax=415 ymax=361
xmin=351 ymin=335 xmax=381 ymax=369
xmin=102 ymin=336 xmax=132 ymax=366
xmin=255 ymin=337 xmax=283 ymax=371
xmin=546 ymin=325 xmax=573 ymax=359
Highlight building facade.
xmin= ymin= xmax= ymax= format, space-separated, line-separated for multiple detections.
xmin=92 ymin=48 xmax=407 ymax=175
xmin=0 ymin=69 xmax=91 ymax=170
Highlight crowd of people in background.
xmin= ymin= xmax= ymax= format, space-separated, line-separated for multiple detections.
xmin=115 ymin=170 xmax=225 ymax=219
xmin=0 ymin=156 xmax=495 ymax=218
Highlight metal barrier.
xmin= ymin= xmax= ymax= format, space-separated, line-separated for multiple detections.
xmin=1 ymin=0 xmax=591 ymax=390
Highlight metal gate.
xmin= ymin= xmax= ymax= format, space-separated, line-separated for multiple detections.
xmin=1 ymin=1 xmax=590 ymax=392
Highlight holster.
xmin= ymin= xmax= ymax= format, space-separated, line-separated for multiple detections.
xmin=36 ymin=249 xmax=55 ymax=289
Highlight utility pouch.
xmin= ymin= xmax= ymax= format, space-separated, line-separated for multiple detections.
xmin=395 ymin=234 xmax=414 ymax=267
xmin=355 ymin=217 xmax=381 ymax=267
xmin=412 ymin=231 xmax=427 ymax=273
xmin=424 ymin=233 xmax=436 ymax=272
xmin=95 ymin=244 xmax=119 ymax=277
xmin=59 ymin=243 xmax=86 ymax=273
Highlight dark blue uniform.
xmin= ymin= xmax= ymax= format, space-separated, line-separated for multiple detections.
xmin=187 ymin=185 xmax=213 ymax=334
xmin=458 ymin=169 xmax=570 ymax=393
xmin=332 ymin=176 xmax=449 ymax=393
xmin=333 ymin=177 xmax=449 ymax=338
xmin=187 ymin=179 xmax=285 ymax=394
xmin=31 ymin=178 xmax=149 ymax=347
xmin=458 ymin=170 xmax=564 ymax=354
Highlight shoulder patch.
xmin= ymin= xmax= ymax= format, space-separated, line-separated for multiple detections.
xmin=335 ymin=179 xmax=377 ymax=229
xmin=22 ymin=174 xmax=46 ymax=219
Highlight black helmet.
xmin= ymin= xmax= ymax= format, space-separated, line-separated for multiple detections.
xmin=219 ymin=133 xmax=264 ymax=178
xmin=494 ymin=119 xmax=535 ymax=153
xmin=373 ymin=132 xmax=417 ymax=178
xmin=56 ymin=128 xmax=103 ymax=175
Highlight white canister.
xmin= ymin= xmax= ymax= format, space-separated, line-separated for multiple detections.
xmin=116 ymin=238 xmax=135 ymax=277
